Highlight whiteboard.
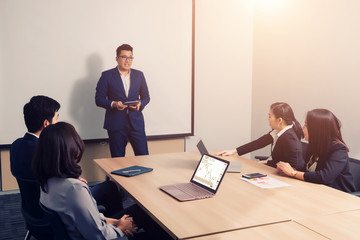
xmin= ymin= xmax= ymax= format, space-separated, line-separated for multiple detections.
xmin=0 ymin=0 xmax=193 ymax=145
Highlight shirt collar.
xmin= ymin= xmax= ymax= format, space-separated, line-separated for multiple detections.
xmin=117 ymin=67 xmax=131 ymax=76
xmin=277 ymin=124 xmax=293 ymax=137
xmin=27 ymin=132 xmax=39 ymax=138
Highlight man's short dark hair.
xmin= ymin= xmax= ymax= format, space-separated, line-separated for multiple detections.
xmin=116 ymin=44 xmax=133 ymax=56
xmin=23 ymin=95 xmax=60 ymax=133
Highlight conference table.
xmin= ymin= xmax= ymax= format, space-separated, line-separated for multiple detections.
xmin=94 ymin=152 xmax=360 ymax=239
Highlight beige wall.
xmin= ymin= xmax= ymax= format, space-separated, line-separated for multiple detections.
xmin=4 ymin=0 xmax=360 ymax=190
xmin=186 ymin=0 xmax=254 ymax=154
xmin=1 ymin=138 xmax=184 ymax=191
xmin=251 ymin=0 xmax=360 ymax=159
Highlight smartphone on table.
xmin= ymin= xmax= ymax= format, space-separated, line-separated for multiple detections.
xmin=242 ymin=173 xmax=267 ymax=179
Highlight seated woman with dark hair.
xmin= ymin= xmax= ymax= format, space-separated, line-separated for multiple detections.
xmin=218 ymin=102 xmax=305 ymax=170
xmin=32 ymin=122 xmax=170 ymax=240
xmin=277 ymin=109 xmax=356 ymax=193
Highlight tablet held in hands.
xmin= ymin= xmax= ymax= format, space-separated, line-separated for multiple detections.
xmin=123 ymin=100 xmax=140 ymax=106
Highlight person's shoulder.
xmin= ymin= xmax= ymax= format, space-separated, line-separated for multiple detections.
xmin=49 ymin=178 xmax=89 ymax=194
xmin=131 ymin=68 xmax=144 ymax=75
xmin=11 ymin=137 xmax=24 ymax=147
xmin=330 ymin=141 xmax=348 ymax=152
xmin=11 ymin=133 xmax=36 ymax=148
xmin=286 ymin=127 xmax=299 ymax=137
xmin=280 ymin=128 xmax=298 ymax=140
xmin=102 ymin=67 xmax=118 ymax=75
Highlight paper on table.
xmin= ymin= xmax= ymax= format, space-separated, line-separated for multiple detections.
xmin=241 ymin=176 xmax=290 ymax=189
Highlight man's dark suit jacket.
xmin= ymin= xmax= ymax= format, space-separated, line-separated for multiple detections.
xmin=10 ymin=133 xmax=38 ymax=180
xmin=95 ymin=67 xmax=150 ymax=131
xmin=236 ymin=128 xmax=304 ymax=170
xmin=303 ymin=142 xmax=356 ymax=193
xmin=10 ymin=133 xmax=51 ymax=224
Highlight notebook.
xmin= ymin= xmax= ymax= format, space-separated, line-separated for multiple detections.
xmin=160 ymin=154 xmax=229 ymax=201
xmin=111 ymin=165 xmax=153 ymax=177
xmin=196 ymin=140 xmax=242 ymax=173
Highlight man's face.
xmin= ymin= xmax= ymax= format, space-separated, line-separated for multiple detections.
xmin=51 ymin=111 xmax=59 ymax=124
xmin=116 ymin=50 xmax=133 ymax=72
xmin=41 ymin=111 xmax=59 ymax=132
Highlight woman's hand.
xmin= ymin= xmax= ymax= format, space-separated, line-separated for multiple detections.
xmin=216 ymin=149 xmax=237 ymax=156
xmin=276 ymin=162 xmax=294 ymax=176
xmin=78 ymin=177 xmax=88 ymax=184
xmin=116 ymin=215 xmax=137 ymax=236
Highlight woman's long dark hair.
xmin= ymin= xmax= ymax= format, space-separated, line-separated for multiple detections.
xmin=32 ymin=122 xmax=84 ymax=192
xmin=306 ymin=109 xmax=348 ymax=159
xmin=270 ymin=102 xmax=304 ymax=140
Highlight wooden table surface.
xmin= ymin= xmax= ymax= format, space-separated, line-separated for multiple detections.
xmin=189 ymin=221 xmax=329 ymax=240
xmin=94 ymin=152 xmax=360 ymax=239
xmin=295 ymin=209 xmax=360 ymax=240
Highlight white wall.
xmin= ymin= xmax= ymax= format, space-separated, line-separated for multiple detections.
xmin=0 ymin=0 xmax=192 ymax=144
xmin=252 ymin=0 xmax=360 ymax=159
xmin=186 ymin=0 xmax=254 ymax=154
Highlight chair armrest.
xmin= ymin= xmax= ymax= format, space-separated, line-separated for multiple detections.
xmin=97 ymin=205 xmax=106 ymax=213
xmin=254 ymin=156 xmax=269 ymax=161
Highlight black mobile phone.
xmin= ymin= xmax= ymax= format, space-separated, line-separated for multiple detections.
xmin=242 ymin=173 xmax=267 ymax=179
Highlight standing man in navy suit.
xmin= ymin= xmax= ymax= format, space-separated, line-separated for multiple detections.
xmin=95 ymin=44 xmax=150 ymax=157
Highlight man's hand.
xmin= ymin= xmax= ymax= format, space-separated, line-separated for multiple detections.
xmin=111 ymin=101 xmax=128 ymax=111
xmin=128 ymin=101 xmax=141 ymax=111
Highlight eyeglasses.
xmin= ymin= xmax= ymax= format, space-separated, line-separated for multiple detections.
xmin=118 ymin=55 xmax=134 ymax=61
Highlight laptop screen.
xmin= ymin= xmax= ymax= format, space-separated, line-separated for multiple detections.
xmin=196 ymin=140 xmax=209 ymax=155
xmin=190 ymin=154 xmax=229 ymax=194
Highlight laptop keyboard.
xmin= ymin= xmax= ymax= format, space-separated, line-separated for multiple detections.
xmin=175 ymin=183 xmax=213 ymax=199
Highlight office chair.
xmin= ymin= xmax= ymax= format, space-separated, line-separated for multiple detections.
xmin=16 ymin=177 xmax=53 ymax=240
xmin=349 ymin=158 xmax=360 ymax=197
xmin=39 ymin=203 xmax=71 ymax=240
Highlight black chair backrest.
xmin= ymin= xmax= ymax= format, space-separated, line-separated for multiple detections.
xmin=39 ymin=202 xmax=71 ymax=240
xmin=349 ymin=158 xmax=360 ymax=192
xmin=16 ymin=177 xmax=53 ymax=239
xmin=16 ymin=177 xmax=44 ymax=219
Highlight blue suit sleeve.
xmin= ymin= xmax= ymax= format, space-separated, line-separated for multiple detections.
xmin=138 ymin=72 xmax=150 ymax=111
xmin=95 ymin=72 xmax=113 ymax=110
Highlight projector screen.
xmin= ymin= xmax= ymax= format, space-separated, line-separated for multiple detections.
xmin=0 ymin=0 xmax=193 ymax=145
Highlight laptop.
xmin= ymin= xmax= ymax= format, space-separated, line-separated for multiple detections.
xmin=197 ymin=140 xmax=242 ymax=173
xmin=160 ymin=154 xmax=229 ymax=201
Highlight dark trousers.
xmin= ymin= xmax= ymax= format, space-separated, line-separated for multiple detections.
xmin=114 ymin=204 xmax=172 ymax=240
xmin=90 ymin=181 xmax=125 ymax=217
xmin=108 ymin=127 xmax=148 ymax=157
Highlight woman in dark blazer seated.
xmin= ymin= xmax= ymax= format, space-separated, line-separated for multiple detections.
xmin=218 ymin=102 xmax=304 ymax=170
xmin=277 ymin=109 xmax=356 ymax=193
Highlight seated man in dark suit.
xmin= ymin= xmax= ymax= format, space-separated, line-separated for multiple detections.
xmin=11 ymin=95 xmax=125 ymax=239
xmin=10 ymin=95 xmax=61 ymax=239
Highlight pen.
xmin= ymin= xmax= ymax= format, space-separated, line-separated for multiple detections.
xmin=122 ymin=169 xmax=141 ymax=173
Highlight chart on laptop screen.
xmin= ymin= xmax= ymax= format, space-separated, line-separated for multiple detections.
xmin=192 ymin=155 xmax=227 ymax=190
